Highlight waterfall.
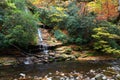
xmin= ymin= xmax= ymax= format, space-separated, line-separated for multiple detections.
xmin=38 ymin=29 xmax=43 ymax=42
xmin=38 ymin=28 xmax=48 ymax=54
xmin=43 ymin=43 xmax=48 ymax=54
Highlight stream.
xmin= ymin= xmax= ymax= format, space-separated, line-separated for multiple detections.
xmin=0 ymin=28 xmax=120 ymax=80
xmin=0 ymin=60 xmax=120 ymax=80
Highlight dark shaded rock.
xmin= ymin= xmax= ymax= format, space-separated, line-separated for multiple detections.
xmin=72 ymin=46 xmax=82 ymax=51
xmin=73 ymin=53 xmax=81 ymax=58
xmin=49 ymin=52 xmax=55 ymax=56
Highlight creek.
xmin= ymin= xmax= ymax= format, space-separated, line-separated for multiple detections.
xmin=1 ymin=28 xmax=120 ymax=80
xmin=0 ymin=60 xmax=120 ymax=80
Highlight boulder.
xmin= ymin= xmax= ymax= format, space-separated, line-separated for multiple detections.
xmin=114 ymin=74 xmax=120 ymax=80
xmin=72 ymin=46 xmax=82 ymax=51
xmin=94 ymin=74 xmax=104 ymax=80
xmin=63 ymin=48 xmax=72 ymax=54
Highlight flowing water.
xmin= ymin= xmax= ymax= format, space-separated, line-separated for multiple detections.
xmin=0 ymin=60 xmax=120 ymax=80
xmin=38 ymin=29 xmax=43 ymax=42
xmin=38 ymin=28 xmax=48 ymax=54
xmin=1 ymin=29 xmax=120 ymax=79
xmin=12 ymin=29 xmax=120 ymax=79
xmin=23 ymin=29 xmax=49 ymax=65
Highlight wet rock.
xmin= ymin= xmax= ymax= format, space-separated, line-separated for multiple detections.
xmin=94 ymin=74 xmax=104 ymax=80
xmin=44 ymin=56 xmax=49 ymax=60
xmin=102 ymin=76 xmax=107 ymax=80
xmin=73 ymin=53 xmax=81 ymax=58
xmin=63 ymin=48 xmax=72 ymax=54
xmin=24 ymin=57 xmax=33 ymax=65
xmin=33 ymin=76 xmax=40 ymax=80
xmin=114 ymin=74 xmax=120 ymax=80
xmin=91 ymin=77 xmax=96 ymax=80
xmin=54 ymin=53 xmax=76 ymax=62
xmin=49 ymin=52 xmax=55 ymax=56
xmin=60 ymin=77 xmax=65 ymax=80
xmin=90 ymin=69 xmax=96 ymax=73
xmin=0 ymin=57 xmax=18 ymax=66
xmin=0 ymin=63 xmax=3 ymax=66
xmin=20 ymin=73 xmax=26 ymax=77
xmin=19 ymin=73 xmax=26 ymax=79
xmin=72 ymin=46 xmax=82 ymax=51
xmin=43 ymin=60 xmax=49 ymax=63
xmin=48 ymin=58 xmax=54 ymax=62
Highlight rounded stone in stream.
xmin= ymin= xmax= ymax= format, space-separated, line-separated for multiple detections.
xmin=94 ymin=74 xmax=104 ymax=80
xmin=44 ymin=56 xmax=49 ymax=60
xmin=91 ymin=78 xmax=96 ymax=80
xmin=24 ymin=57 xmax=33 ymax=65
xmin=115 ymin=74 xmax=120 ymax=80
xmin=43 ymin=60 xmax=49 ymax=63
xmin=20 ymin=73 xmax=26 ymax=77
xmin=49 ymin=52 xmax=55 ymax=56
xmin=102 ymin=76 xmax=107 ymax=80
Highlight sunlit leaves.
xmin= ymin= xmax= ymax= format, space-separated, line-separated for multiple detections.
xmin=38 ymin=6 xmax=68 ymax=27
xmin=87 ymin=0 xmax=118 ymax=20
xmin=92 ymin=25 xmax=120 ymax=54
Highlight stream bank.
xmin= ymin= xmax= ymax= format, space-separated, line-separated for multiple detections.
xmin=0 ymin=48 xmax=117 ymax=66
xmin=0 ymin=28 xmax=119 ymax=80
xmin=0 ymin=28 xmax=117 ymax=66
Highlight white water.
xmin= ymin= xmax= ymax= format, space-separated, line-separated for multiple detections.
xmin=38 ymin=29 xmax=43 ymax=42
xmin=43 ymin=43 xmax=48 ymax=54
xmin=24 ymin=57 xmax=33 ymax=65
xmin=38 ymin=28 xmax=48 ymax=54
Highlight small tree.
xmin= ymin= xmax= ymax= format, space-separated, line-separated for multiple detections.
xmin=1 ymin=0 xmax=38 ymax=48
xmin=92 ymin=22 xmax=120 ymax=54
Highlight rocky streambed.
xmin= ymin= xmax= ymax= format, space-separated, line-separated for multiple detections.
xmin=1 ymin=60 xmax=120 ymax=80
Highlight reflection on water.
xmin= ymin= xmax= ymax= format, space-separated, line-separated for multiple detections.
xmin=0 ymin=60 xmax=120 ymax=79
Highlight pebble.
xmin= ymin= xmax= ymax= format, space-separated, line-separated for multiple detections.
xmin=91 ymin=77 xmax=96 ymax=80
xmin=19 ymin=73 xmax=26 ymax=77
xmin=15 ymin=70 xmax=120 ymax=80
xmin=102 ymin=76 xmax=107 ymax=80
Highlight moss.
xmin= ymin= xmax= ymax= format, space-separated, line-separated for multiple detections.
xmin=73 ymin=53 xmax=81 ymax=58
xmin=63 ymin=48 xmax=72 ymax=54
xmin=72 ymin=46 xmax=82 ymax=51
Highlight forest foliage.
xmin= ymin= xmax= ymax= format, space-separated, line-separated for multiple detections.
xmin=0 ymin=0 xmax=120 ymax=55
xmin=0 ymin=0 xmax=38 ymax=48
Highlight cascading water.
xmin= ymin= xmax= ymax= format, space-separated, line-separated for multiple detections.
xmin=23 ymin=28 xmax=49 ymax=65
xmin=38 ymin=28 xmax=48 ymax=54
xmin=38 ymin=29 xmax=43 ymax=42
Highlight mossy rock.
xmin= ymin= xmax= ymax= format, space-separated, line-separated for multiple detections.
xmin=72 ymin=46 xmax=82 ymax=51
xmin=55 ymin=53 xmax=76 ymax=62
xmin=63 ymin=48 xmax=72 ymax=54
xmin=48 ymin=57 xmax=55 ymax=62
xmin=2 ymin=61 xmax=17 ymax=66
xmin=67 ymin=55 xmax=76 ymax=60
xmin=55 ymin=57 xmax=66 ymax=62
xmin=59 ymin=54 xmax=68 ymax=58
xmin=59 ymin=54 xmax=76 ymax=60
xmin=73 ymin=53 xmax=81 ymax=58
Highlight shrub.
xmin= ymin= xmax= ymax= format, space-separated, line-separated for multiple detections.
xmin=38 ymin=6 xmax=68 ymax=28
xmin=65 ymin=13 xmax=96 ymax=44
xmin=92 ymin=25 xmax=120 ymax=54
xmin=54 ymin=30 xmax=68 ymax=43
xmin=1 ymin=0 xmax=38 ymax=48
